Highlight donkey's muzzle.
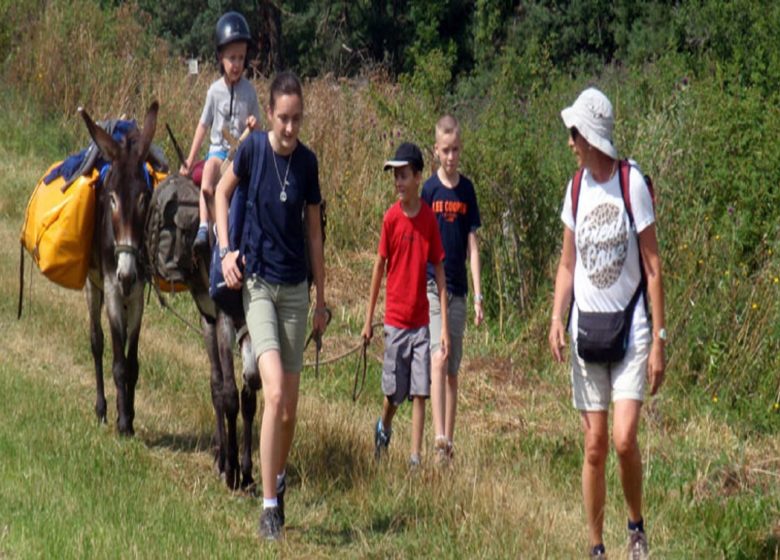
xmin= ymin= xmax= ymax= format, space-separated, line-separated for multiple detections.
xmin=115 ymin=244 xmax=140 ymax=296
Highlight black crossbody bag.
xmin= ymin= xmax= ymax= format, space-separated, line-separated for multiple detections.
xmin=576 ymin=286 xmax=642 ymax=363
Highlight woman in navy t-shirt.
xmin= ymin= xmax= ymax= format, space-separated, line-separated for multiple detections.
xmin=214 ymin=71 xmax=327 ymax=541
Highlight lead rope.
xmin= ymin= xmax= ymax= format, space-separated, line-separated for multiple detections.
xmin=150 ymin=281 xmax=202 ymax=334
xmin=303 ymin=307 xmax=332 ymax=378
xmin=352 ymin=339 xmax=369 ymax=402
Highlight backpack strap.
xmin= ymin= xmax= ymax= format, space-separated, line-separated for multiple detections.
xmin=617 ymin=159 xmax=653 ymax=315
xmin=238 ymin=131 xmax=268 ymax=259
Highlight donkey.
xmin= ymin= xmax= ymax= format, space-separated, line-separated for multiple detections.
xmin=81 ymin=102 xmax=158 ymax=436
xmin=149 ymin=156 xmax=260 ymax=489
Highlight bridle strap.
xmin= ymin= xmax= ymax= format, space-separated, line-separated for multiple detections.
xmin=114 ymin=244 xmax=138 ymax=259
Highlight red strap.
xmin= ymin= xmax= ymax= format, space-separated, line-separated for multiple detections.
xmin=619 ymin=159 xmax=632 ymax=219
xmin=571 ymin=167 xmax=584 ymax=223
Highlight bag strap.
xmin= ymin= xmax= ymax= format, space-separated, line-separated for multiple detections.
xmin=617 ymin=159 xmax=652 ymax=315
xmin=238 ymin=131 xmax=268 ymax=259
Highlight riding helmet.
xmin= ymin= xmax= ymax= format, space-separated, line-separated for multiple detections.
xmin=215 ymin=11 xmax=252 ymax=51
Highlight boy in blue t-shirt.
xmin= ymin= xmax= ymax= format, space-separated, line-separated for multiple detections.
xmin=421 ymin=115 xmax=484 ymax=464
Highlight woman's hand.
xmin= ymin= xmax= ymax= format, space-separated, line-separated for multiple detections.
xmin=647 ymin=342 xmax=665 ymax=395
xmin=548 ymin=318 xmax=567 ymax=363
xmin=221 ymin=250 xmax=243 ymax=290
xmin=313 ymin=306 xmax=329 ymax=336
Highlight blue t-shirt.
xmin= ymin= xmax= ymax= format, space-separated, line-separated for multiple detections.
xmin=234 ymin=132 xmax=321 ymax=284
xmin=421 ymin=173 xmax=481 ymax=296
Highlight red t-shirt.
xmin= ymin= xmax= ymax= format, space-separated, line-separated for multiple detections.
xmin=379 ymin=201 xmax=444 ymax=329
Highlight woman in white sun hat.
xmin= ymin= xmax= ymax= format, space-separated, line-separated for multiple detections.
xmin=548 ymin=87 xmax=666 ymax=560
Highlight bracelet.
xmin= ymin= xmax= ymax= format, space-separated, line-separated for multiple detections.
xmin=474 ymin=293 xmax=484 ymax=303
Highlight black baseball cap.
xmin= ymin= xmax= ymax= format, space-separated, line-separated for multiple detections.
xmin=383 ymin=142 xmax=424 ymax=172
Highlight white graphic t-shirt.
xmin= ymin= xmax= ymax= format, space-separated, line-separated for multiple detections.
xmin=560 ymin=163 xmax=655 ymax=344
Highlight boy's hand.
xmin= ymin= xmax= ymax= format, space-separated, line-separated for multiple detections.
xmin=440 ymin=330 xmax=450 ymax=362
xmin=474 ymin=301 xmax=484 ymax=326
xmin=221 ymin=250 xmax=243 ymax=290
xmin=179 ymin=158 xmax=192 ymax=176
xmin=548 ymin=318 xmax=567 ymax=363
xmin=361 ymin=322 xmax=374 ymax=343
xmin=246 ymin=115 xmax=257 ymax=130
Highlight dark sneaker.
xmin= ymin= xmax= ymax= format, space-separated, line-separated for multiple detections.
xmin=258 ymin=506 xmax=283 ymax=541
xmin=590 ymin=544 xmax=607 ymax=559
xmin=193 ymin=225 xmax=209 ymax=258
xmin=276 ymin=474 xmax=287 ymax=526
xmin=628 ymin=530 xmax=648 ymax=560
xmin=374 ymin=419 xmax=391 ymax=460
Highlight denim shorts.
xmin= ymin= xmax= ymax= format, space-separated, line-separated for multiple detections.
xmin=206 ymin=148 xmax=229 ymax=161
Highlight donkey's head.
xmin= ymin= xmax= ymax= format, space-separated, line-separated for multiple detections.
xmin=79 ymin=102 xmax=158 ymax=297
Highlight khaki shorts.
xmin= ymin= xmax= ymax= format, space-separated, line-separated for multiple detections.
xmin=243 ymin=276 xmax=309 ymax=374
xmin=382 ymin=325 xmax=431 ymax=405
xmin=427 ymin=280 xmax=467 ymax=375
xmin=570 ymin=326 xmax=651 ymax=411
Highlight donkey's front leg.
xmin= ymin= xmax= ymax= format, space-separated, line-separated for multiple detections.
xmin=123 ymin=288 xmax=145 ymax=436
xmin=105 ymin=283 xmax=132 ymax=436
xmin=85 ymin=280 xmax=107 ymax=424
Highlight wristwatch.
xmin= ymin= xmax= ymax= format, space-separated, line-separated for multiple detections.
xmin=474 ymin=293 xmax=484 ymax=303
xmin=218 ymin=246 xmax=230 ymax=259
xmin=656 ymin=328 xmax=668 ymax=342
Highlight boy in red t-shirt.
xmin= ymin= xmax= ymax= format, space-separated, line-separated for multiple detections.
xmin=362 ymin=142 xmax=450 ymax=467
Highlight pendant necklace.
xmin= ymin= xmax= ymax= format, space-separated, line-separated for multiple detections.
xmin=272 ymin=145 xmax=294 ymax=203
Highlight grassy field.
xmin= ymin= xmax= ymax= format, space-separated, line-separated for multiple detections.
xmin=1 ymin=90 xmax=779 ymax=559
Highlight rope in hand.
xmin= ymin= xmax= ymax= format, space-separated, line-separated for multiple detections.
xmin=352 ymin=337 xmax=369 ymax=402
xmin=302 ymin=321 xmax=384 ymax=402
xmin=303 ymin=307 xmax=332 ymax=378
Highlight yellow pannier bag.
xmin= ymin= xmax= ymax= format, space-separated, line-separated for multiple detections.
xmin=20 ymin=162 xmax=98 ymax=290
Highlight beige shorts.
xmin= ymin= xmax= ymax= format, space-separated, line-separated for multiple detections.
xmin=243 ymin=276 xmax=309 ymax=374
xmin=427 ymin=280 xmax=467 ymax=375
xmin=570 ymin=326 xmax=651 ymax=411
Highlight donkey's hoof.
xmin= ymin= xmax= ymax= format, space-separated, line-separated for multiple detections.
xmin=241 ymin=474 xmax=257 ymax=495
xmin=225 ymin=468 xmax=240 ymax=491
xmin=117 ymin=419 xmax=135 ymax=437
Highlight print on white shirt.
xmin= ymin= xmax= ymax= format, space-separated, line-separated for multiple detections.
xmin=576 ymin=202 xmax=628 ymax=289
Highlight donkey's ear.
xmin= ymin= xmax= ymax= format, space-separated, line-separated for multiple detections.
xmin=78 ymin=106 xmax=121 ymax=162
xmin=136 ymin=100 xmax=159 ymax=162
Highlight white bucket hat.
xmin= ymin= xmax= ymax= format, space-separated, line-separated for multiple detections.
xmin=560 ymin=87 xmax=617 ymax=159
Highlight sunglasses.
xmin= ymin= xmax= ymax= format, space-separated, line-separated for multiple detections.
xmin=569 ymin=127 xmax=580 ymax=141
